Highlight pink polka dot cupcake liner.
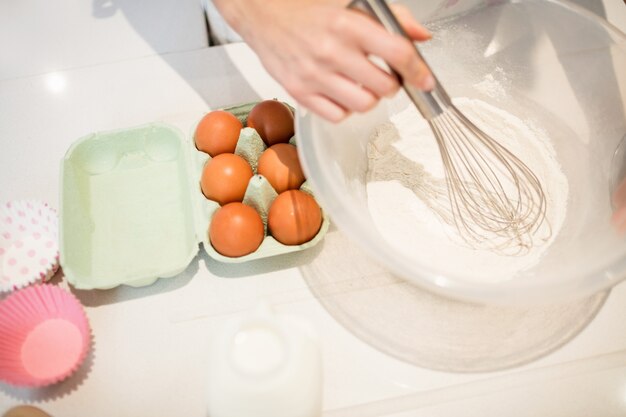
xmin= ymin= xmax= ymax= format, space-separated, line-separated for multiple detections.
xmin=0 ymin=284 xmax=91 ymax=387
xmin=0 ymin=201 xmax=59 ymax=294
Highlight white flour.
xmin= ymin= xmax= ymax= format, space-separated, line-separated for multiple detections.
xmin=366 ymin=98 xmax=568 ymax=283
xmin=474 ymin=67 xmax=507 ymax=99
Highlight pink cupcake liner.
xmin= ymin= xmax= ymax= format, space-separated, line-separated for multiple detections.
xmin=0 ymin=284 xmax=91 ymax=387
xmin=0 ymin=201 xmax=59 ymax=294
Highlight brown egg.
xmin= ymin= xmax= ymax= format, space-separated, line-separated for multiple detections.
xmin=195 ymin=110 xmax=243 ymax=156
xmin=2 ymin=406 xmax=52 ymax=417
xmin=209 ymin=203 xmax=265 ymax=257
xmin=257 ymin=143 xmax=306 ymax=193
xmin=201 ymin=154 xmax=253 ymax=205
xmin=268 ymin=190 xmax=322 ymax=245
xmin=247 ymin=100 xmax=295 ymax=146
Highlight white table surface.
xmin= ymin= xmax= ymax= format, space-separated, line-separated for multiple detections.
xmin=2 ymin=42 xmax=626 ymax=417
xmin=0 ymin=0 xmax=208 ymax=82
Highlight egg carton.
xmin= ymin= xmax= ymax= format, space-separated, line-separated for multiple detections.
xmin=59 ymin=102 xmax=329 ymax=290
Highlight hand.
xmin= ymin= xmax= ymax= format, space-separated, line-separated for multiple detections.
xmin=214 ymin=0 xmax=434 ymax=122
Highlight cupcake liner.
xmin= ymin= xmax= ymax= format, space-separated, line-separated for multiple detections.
xmin=0 ymin=201 xmax=59 ymax=294
xmin=0 ymin=284 xmax=91 ymax=387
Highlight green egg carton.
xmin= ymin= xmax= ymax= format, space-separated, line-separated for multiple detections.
xmin=60 ymin=102 xmax=329 ymax=290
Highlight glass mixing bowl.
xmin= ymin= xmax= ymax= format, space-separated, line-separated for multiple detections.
xmin=296 ymin=0 xmax=626 ymax=304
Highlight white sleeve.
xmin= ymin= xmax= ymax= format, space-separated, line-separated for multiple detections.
xmin=201 ymin=0 xmax=243 ymax=44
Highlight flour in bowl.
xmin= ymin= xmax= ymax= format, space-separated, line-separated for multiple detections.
xmin=366 ymin=98 xmax=568 ymax=283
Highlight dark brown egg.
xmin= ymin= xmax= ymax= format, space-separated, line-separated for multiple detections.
xmin=268 ymin=190 xmax=322 ymax=245
xmin=200 ymin=154 xmax=253 ymax=205
xmin=246 ymin=100 xmax=295 ymax=146
xmin=257 ymin=143 xmax=306 ymax=193
xmin=209 ymin=203 xmax=264 ymax=257
xmin=195 ymin=110 xmax=242 ymax=157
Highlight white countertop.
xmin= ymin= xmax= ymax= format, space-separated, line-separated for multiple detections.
xmin=1 ymin=42 xmax=626 ymax=417
xmin=0 ymin=0 xmax=208 ymax=81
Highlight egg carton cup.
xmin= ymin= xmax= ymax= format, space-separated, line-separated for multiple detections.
xmin=0 ymin=284 xmax=91 ymax=387
xmin=0 ymin=201 xmax=59 ymax=294
xmin=60 ymin=101 xmax=329 ymax=290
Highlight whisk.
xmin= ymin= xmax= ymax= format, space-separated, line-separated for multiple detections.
xmin=350 ymin=0 xmax=548 ymax=253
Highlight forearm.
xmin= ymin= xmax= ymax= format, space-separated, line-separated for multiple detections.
xmin=213 ymin=0 xmax=350 ymax=44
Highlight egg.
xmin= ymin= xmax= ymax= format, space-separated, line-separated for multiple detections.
xmin=247 ymin=100 xmax=295 ymax=146
xmin=195 ymin=110 xmax=243 ymax=156
xmin=201 ymin=154 xmax=253 ymax=205
xmin=268 ymin=190 xmax=322 ymax=245
xmin=210 ymin=203 xmax=265 ymax=257
xmin=2 ymin=407 xmax=52 ymax=417
xmin=257 ymin=143 xmax=306 ymax=193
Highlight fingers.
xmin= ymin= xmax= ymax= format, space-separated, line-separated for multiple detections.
xmin=281 ymin=59 xmax=383 ymax=118
xmin=267 ymin=6 xmax=434 ymax=123
xmin=335 ymin=51 xmax=400 ymax=98
xmin=297 ymin=94 xmax=349 ymax=123
xmin=612 ymin=179 xmax=626 ymax=234
xmin=612 ymin=178 xmax=626 ymax=208
xmin=612 ymin=206 xmax=626 ymax=234
xmin=390 ymin=4 xmax=432 ymax=41
xmin=346 ymin=9 xmax=435 ymax=91
xmin=316 ymin=73 xmax=380 ymax=113
xmin=296 ymin=70 xmax=380 ymax=121
xmin=295 ymin=7 xmax=434 ymax=122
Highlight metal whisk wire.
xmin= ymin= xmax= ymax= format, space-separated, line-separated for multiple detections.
xmin=350 ymin=0 xmax=550 ymax=253
xmin=430 ymin=106 xmax=549 ymax=252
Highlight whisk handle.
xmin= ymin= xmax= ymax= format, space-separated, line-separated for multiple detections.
xmin=348 ymin=0 xmax=450 ymax=120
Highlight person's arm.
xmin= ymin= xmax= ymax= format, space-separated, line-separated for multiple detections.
xmin=213 ymin=0 xmax=433 ymax=122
